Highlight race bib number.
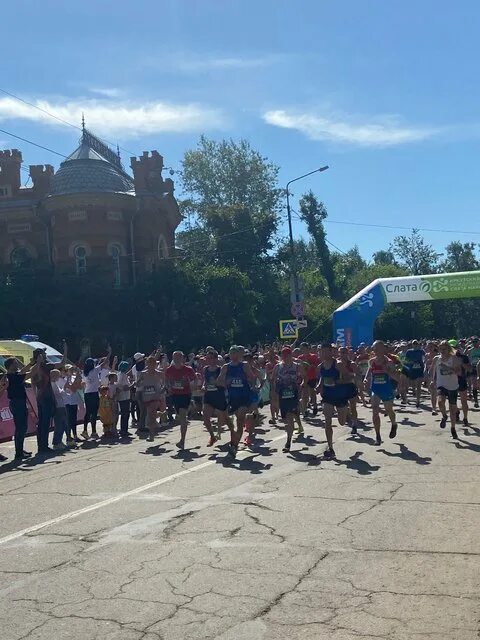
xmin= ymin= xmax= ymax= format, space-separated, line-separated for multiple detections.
xmin=439 ymin=365 xmax=453 ymax=376
xmin=206 ymin=384 xmax=217 ymax=392
xmin=230 ymin=378 xmax=244 ymax=388
xmin=173 ymin=380 xmax=184 ymax=389
xmin=323 ymin=377 xmax=335 ymax=387
xmin=143 ymin=385 xmax=157 ymax=400
xmin=373 ymin=374 xmax=387 ymax=385
xmin=412 ymin=363 xmax=422 ymax=369
xmin=281 ymin=387 xmax=295 ymax=399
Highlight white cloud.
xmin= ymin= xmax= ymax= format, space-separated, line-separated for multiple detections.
xmin=263 ymin=109 xmax=439 ymax=147
xmin=88 ymin=87 xmax=123 ymax=98
xmin=171 ymin=53 xmax=284 ymax=72
xmin=0 ymin=97 xmax=226 ymax=138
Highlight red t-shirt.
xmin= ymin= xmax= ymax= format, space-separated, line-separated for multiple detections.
xmin=302 ymin=353 xmax=320 ymax=380
xmin=165 ymin=365 xmax=195 ymax=395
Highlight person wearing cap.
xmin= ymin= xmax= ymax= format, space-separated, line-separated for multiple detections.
xmin=272 ymin=347 xmax=302 ymax=452
xmin=217 ymin=346 xmax=256 ymax=458
xmin=165 ymin=351 xmax=195 ymax=449
xmin=454 ymin=341 xmax=471 ymax=427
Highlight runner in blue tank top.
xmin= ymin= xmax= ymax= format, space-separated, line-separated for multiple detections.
xmin=318 ymin=343 xmax=348 ymax=460
xmin=202 ymin=349 xmax=229 ymax=448
xmin=217 ymin=346 xmax=255 ymax=458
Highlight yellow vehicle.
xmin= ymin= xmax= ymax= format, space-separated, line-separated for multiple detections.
xmin=0 ymin=339 xmax=64 ymax=370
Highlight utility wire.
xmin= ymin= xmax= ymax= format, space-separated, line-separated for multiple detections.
xmin=0 ymin=127 xmax=67 ymax=158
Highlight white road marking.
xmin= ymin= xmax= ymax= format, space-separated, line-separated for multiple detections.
xmin=0 ymin=433 xmax=291 ymax=546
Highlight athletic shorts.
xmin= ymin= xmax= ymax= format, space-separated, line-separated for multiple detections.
xmin=336 ymin=383 xmax=357 ymax=401
xmin=171 ymin=394 xmax=192 ymax=412
xmin=458 ymin=377 xmax=468 ymax=393
xmin=279 ymin=397 xmax=299 ymax=419
xmin=307 ymin=379 xmax=317 ymax=389
xmin=370 ymin=383 xmax=394 ymax=403
xmin=322 ymin=391 xmax=348 ymax=409
xmin=204 ymin=391 xmax=227 ymax=412
xmin=438 ymin=387 xmax=458 ymax=403
xmin=228 ymin=393 xmax=250 ymax=414
xmin=404 ymin=366 xmax=424 ymax=380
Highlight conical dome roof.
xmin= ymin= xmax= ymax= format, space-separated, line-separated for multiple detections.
xmin=49 ymin=130 xmax=134 ymax=196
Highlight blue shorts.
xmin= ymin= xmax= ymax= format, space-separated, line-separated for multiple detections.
xmin=370 ymin=385 xmax=394 ymax=403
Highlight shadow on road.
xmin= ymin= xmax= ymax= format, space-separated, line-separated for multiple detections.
xmin=379 ymin=443 xmax=432 ymax=465
xmin=454 ymin=438 xmax=480 ymax=453
xmin=335 ymin=451 xmax=380 ymax=475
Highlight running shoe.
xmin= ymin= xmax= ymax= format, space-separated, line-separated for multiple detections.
xmin=66 ymin=438 xmax=76 ymax=448
xmin=282 ymin=441 xmax=291 ymax=453
xmin=176 ymin=440 xmax=185 ymax=450
xmin=207 ymin=435 xmax=217 ymax=447
xmin=389 ymin=424 xmax=398 ymax=439
xmin=91 ymin=432 xmax=100 ymax=440
xmin=463 ymin=417 xmax=469 ymax=426
xmin=324 ymin=447 xmax=335 ymax=460
xmin=243 ymin=435 xmax=252 ymax=447
xmin=475 ymin=402 xmax=479 ymax=409
xmin=228 ymin=443 xmax=238 ymax=459
xmin=81 ymin=430 xmax=89 ymax=440
xmin=351 ymin=425 xmax=358 ymax=436
xmin=312 ymin=406 xmax=318 ymax=417
xmin=431 ymin=410 xmax=437 ymax=416
xmin=451 ymin=427 xmax=458 ymax=440
xmin=375 ymin=434 xmax=382 ymax=446
xmin=53 ymin=443 xmax=68 ymax=451
xmin=440 ymin=416 xmax=447 ymax=429
xmin=268 ymin=419 xmax=277 ymax=425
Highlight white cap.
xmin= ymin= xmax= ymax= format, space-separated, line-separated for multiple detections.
xmin=133 ymin=352 xmax=145 ymax=362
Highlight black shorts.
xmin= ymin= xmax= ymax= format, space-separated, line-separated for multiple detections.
xmin=337 ymin=383 xmax=357 ymax=401
xmin=228 ymin=393 xmax=250 ymax=415
xmin=458 ymin=377 xmax=468 ymax=393
xmin=204 ymin=391 xmax=227 ymax=412
xmin=307 ymin=379 xmax=317 ymax=389
xmin=171 ymin=394 xmax=192 ymax=412
xmin=279 ymin=397 xmax=299 ymax=419
xmin=322 ymin=391 xmax=348 ymax=409
xmin=438 ymin=387 xmax=458 ymax=404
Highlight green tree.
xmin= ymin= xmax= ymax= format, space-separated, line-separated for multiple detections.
xmin=390 ymin=229 xmax=440 ymax=275
xmin=440 ymin=241 xmax=479 ymax=272
xmin=298 ymin=191 xmax=337 ymax=298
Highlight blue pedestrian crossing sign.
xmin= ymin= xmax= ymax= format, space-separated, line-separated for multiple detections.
xmin=279 ymin=319 xmax=299 ymax=340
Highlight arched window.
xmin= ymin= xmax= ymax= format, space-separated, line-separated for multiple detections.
xmin=10 ymin=247 xmax=30 ymax=267
xmin=111 ymin=244 xmax=121 ymax=287
xmin=74 ymin=245 xmax=87 ymax=275
xmin=158 ymin=235 xmax=168 ymax=260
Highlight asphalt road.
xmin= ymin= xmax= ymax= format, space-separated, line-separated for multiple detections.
xmin=0 ymin=400 xmax=479 ymax=640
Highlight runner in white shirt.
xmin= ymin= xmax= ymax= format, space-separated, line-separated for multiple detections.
xmin=431 ymin=341 xmax=461 ymax=439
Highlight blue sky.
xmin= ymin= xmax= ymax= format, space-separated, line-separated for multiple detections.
xmin=3 ymin=0 xmax=480 ymax=259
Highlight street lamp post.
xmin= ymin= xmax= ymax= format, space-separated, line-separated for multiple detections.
xmin=285 ymin=166 xmax=329 ymax=308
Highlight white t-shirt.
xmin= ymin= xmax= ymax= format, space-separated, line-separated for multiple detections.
xmin=83 ymin=366 xmax=101 ymax=393
xmin=433 ymin=355 xmax=459 ymax=391
xmin=99 ymin=366 xmax=111 ymax=386
xmin=116 ymin=372 xmax=131 ymax=402
xmin=64 ymin=375 xmax=82 ymax=406
xmin=51 ymin=381 xmax=66 ymax=408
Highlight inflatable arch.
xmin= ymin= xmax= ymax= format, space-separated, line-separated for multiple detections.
xmin=332 ymin=270 xmax=480 ymax=348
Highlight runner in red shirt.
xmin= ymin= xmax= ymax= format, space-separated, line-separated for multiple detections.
xmin=165 ymin=351 xmax=195 ymax=449
xmin=299 ymin=342 xmax=320 ymax=416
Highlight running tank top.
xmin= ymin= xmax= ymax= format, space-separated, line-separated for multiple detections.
xmin=204 ymin=366 xmax=221 ymax=392
xmin=320 ymin=362 xmax=339 ymax=389
xmin=370 ymin=360 xmax=393 ymax=392
xmin=275 ymin=363 xmax=299 ymax=399
xmin=226 ymin=362 xmax=250 ymax=395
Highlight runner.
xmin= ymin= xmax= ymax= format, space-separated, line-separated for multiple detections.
xmin=424 ymin=342 xmax=439 ymax=415
xmin=165 ymin=351 xmax=195 ymax=449
xmin=272 ymin=346 xmax=302 ymax=452
xmin=202 ymin=349 xmax=228 ymax=447
xmin=216 ymin=346 xmax=256 ymax=459
xmin=299 ymin=342 xmax=320 ymax=417
xmin=337 ymin=347 xmax=359 ymax=435
xmin=454 ymin=340 xmax=470 ymax=426
xmin=402 ymin=340 xmax=425 ymax=407
xmin=364 ymin=340 xmax=399 ymax=446
xmin=136 ymin=356 xmax=166 ymax=442
xmin=466 ymin=337 xmax=480 ymax=407
xmin=355 ymin=344 xmax=370 ymax=406
xmin=264 ymin=347 xmax=279 ymax=425
xmin=317 ymin=343 xmax=347 ymax=460
xmin=431 ymin=341 xmax=461 ymax=439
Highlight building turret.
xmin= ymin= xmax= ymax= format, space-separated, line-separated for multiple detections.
xmin=30 ymin=164 xmax=54 ymax=197
xmin=130 ymin=150 xmax=164 ymax=193
xmin=0 ymin=149 xmax=22 ymax=195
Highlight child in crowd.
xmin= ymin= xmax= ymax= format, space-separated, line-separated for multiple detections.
xmin=98 ymin=385 xmax=115 ymax=438
xmin=107 ymin=372 xmax=119 ymax=433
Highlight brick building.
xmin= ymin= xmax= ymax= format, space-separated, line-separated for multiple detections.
xmin=0 ymin=128 xmax=181 ymax=286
